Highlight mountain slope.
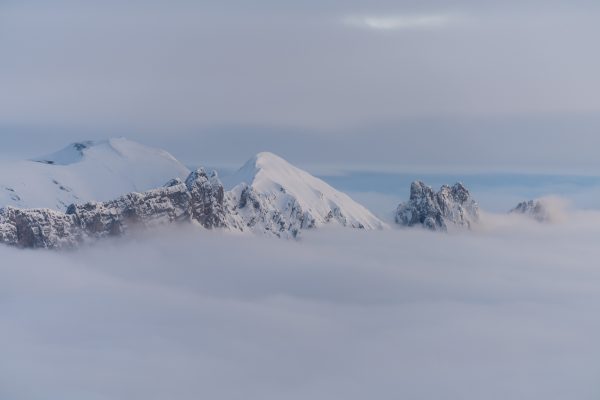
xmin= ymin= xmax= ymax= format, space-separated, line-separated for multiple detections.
xmin=0 ymin=160 xmax=385 ymax=249
xmin=0 ymin=138 xmax=190 ymax=210
xmin=0 ymin=146 xmax=386 ymax=248
xmin=224 ymin=152 xmax=385 ymax=234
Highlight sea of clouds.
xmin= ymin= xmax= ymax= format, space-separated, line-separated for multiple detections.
xmin=2 ymin=208 xmax=600 ymax=400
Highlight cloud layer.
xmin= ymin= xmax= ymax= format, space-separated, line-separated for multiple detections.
xmin=2 ymin=216 xmax=600 ymax=399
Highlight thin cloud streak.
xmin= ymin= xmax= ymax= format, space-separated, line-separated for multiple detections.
xmin=342 ymin=13 xmax=460 ymax=30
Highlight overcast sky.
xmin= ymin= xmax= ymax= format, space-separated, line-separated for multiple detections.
xmin=2 ymin=0 xmax=600 ymax=170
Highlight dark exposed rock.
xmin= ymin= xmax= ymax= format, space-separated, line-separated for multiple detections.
xmin=510 ymin=200 xmax=551 ymax=222
xmin=0 ymin=207 xmax=81 ymax=249
xmin=227 ymin=184 xmax=306 ymax=238
xmin=67 ymin=183 xmax=193 ymax=239
xmin=185 ymin=169 xmax=227 ymax=229
xmin=396 ymin=181 xmax=479 ymax=231
xmin=163 ymin=178 xmax=184 ymax=187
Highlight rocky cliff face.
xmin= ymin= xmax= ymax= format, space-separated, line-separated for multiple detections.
xmin=0 ymin=169 xmax=227 ymax=249
xmin=66 ymin=182 xmax=193 ymax=240
xmin=0 ymin=207 xmax=81 ymax=249
xmin=395 ymin=181 xmax=479 ymax=231
xmin=185 ymin=169 xmax=229 ymax=229
xmin=226 ymin=184 xmax=308 ymax=238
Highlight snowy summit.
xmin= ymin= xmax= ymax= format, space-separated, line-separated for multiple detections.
xmin=0 ymin=138 xmax=190 ymax=210
xmin=224 ymin=152 xmax=385 ymax=233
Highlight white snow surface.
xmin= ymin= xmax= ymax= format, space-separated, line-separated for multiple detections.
xmin=0 ymin=138 xmax=190 ymax=210
xmin=224 ymin=152 xmax=385 ymax=230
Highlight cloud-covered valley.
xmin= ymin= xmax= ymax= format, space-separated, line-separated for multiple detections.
xmin=2 ymin=215 xmax=600 ymax=399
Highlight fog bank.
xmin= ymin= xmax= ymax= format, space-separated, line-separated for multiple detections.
xmin=2 ymin=218 xmax=600 ymax=399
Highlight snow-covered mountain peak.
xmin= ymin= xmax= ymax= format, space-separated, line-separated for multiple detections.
xmin=225 ymin=151 xmax=385 ymax=231
xmin=32 ymin=137 xmax=184 ymax=167
xmin=32 ymin=140 xmax=100 ymax=165
xmin=254 ymin=151 xmax=284 ymax=164
xmin=102 ymin=137 xmax=183 ymax=165
xmin=1 ymin=138 xmax=190 ymax=210
xmin=224 ymin=151 xmax=285 ymax=190
xmin=232 ymin=151 xmax=311 ymax=190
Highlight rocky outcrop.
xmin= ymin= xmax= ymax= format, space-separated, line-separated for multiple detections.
xmin=0 ymin=168 xmax=227 ymax=249
xmin=185 ymin=169 xmax=228 ymax=229
xmin=226 ymin=184 xmax=308 ymax=238
xmin=510 ymin=200 xmax=552 ymax=222
xmin=0 ymin=207 xmax=81 ymax=249
xmin=66 ymin=182 xmax=193 ymax=240
xmin=395 ymin=181 xmax=479 ymax=231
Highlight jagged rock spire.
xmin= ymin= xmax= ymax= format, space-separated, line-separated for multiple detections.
xmin=185 ymin=169 xmax=227 ymax=229
xmin=396 ymin=181 xmax=479 ymax=231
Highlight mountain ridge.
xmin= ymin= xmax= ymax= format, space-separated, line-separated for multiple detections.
xmin=0 ymin=141 xmax=386 ymax=248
